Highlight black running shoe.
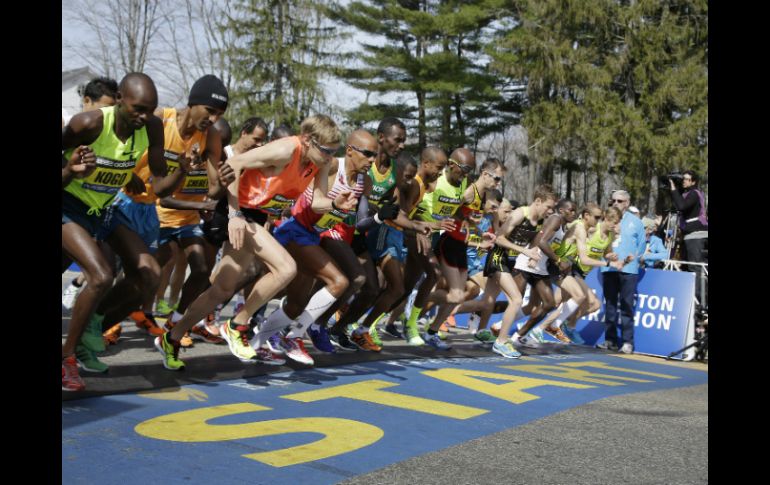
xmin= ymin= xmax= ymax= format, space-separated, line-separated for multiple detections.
xmin=382 ymin=323 xmax=404 ymax=339
xmin=329 ymin=328 xmax=358 ymax=352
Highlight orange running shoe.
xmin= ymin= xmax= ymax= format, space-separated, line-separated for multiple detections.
xmin=190 ymin=323 xmax=225 ymax=344
xmin=544 ymin=325 xmax=572 ymax=344
xmin=350 ymin=330 xmax=382 ymax=352
xmin=102 ymin=323 xmax=122 ymax=346
xmin=164 ymin=319 xmax=194 ymax=348
xmin=445 ymin=315 xmax=457 ymax=327
xmin=132 ymin=311 xmax=165 ymax=337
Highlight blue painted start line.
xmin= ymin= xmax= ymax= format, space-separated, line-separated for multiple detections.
xmin=63 ymin=354 xmax=707 ymax=484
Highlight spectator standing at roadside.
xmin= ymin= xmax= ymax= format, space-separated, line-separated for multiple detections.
xmin=598 ymin=190 xmax=646 ymax=354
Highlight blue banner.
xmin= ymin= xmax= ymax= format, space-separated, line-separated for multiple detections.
xmin=452 ymin=268 xmax=695 ymax=360
xmin=576 ymin=268 xmax=695 ymax=359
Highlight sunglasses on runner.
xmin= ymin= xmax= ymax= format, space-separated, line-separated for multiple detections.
xmin=312 ymin=139 xmax=338 ymax=156
xmin=449 ymin=158 xmax=473 ymax=174
xmin=611 ymin=198 xmax=627 ymax=204
xmin=347 ymin=144 xmax=378 ymax=158
xmin=484 ymin=171 xmax=502 ymax=182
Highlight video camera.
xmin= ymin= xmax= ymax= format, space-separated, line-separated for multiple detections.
xmin=657 ymin=172 xmax=684 ymax=190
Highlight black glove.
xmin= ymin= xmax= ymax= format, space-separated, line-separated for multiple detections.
xmin=377 ymin=202 xmax=399 ymax=221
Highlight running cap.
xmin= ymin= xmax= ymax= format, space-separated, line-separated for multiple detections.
xmin=188 ymin=75 xmax=228 ymax=111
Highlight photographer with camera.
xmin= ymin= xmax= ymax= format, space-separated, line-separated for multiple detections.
xmin=668 ymin=170 xmax=708 ymax=309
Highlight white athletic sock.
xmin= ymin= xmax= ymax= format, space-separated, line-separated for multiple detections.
xmin=251 ymin=307 xmax=294 ymax=349
xmin=550 ymin=299 xmax=581 ymax=329
xmin=171 ymin=311 xmax=183 ymax=324
xmin=284 ymin=287 xmax=337 ymax=339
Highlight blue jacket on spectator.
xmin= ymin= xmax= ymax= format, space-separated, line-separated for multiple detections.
xmin=642 ymin=234 xmax=667 ymax=268
xmin=601 ymin=211 xmax=646 ymax=274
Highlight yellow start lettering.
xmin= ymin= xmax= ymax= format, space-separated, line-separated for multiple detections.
xmin=134 ymin=403 xmax=384 ymax=467
xmin=421 ymin=368 xmax=594 ymax=404
xmin=500 ymin=364 xmax=653 ymax=386
xmin=282 ymin=379 xmax=487 ymax=420
xmin=557 ymin=361 xmax=680 ymax=380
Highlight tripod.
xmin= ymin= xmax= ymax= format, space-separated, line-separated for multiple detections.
xmin=667 ymin=332 xmax=708 ymax=361
xmin=660 ymin=209 xmax=682 ymax=261
xmin=667 ymin=311 xmax=708 ymax=361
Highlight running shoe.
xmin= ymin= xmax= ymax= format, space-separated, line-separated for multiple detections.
xmin=282 ymin=337 xmax=314 ymax=365
xmin=382 ymin=322 xmax=403 ymax=339
xmin=368 ymin=324 xmax=383 ymax=346
xmin=619 ymin=343 xmax=634 ymax=354
xmin=351 ymin=330 xmax=382 ymax=352
xmin=422 ymin=332 xmax=451 ymax=350
xmin=254 ymin=347 xmax=286 ymax=366
xmin=329 ymin=328 xmax=358 ymax=352
xmin=307 ymin=324 xmax=336 ymax=353
xmin=561 ymin=324 xmax=585 ymax=344
xmin=266 ymin=333 xmax=285 ymax=355
xmin=544 ymin=325 xmax=572 ymax=344
xmin=163 ymin=320 xmax=194 ymax=348
xmin=219 ymin=319 xmax=257 ymax=362
xmin=154 ymin=333 xmax=185 ymax=370
xmin=405 ymin=324 xmax=425 ymax=346
xmin=102 ymin=323 xmax=122 ymax=346
xmin=492 ymin=340 xmax=522 ymax=359
xmin=190 ymin=322 xmax=225 ymax=344
xmin=595 ymin=340 xmax=618 ymax=351
xmin=132 ymin=311 xmax=165 ymax=337
xmin=62 ymin=355 xmax=85 ymax=391
xmin=80 ymin=314 xmax=106 ymax=353
xmin=445 ymin=315 xmax=457 ymax=328
xmin=511 ymin=332 xmax=539 ymax=349
xmin=473 ymin=329 xmax=496 ymax=344
xmin=61 ymin=282 xmax=82 ymax=311
xmin=528 ymin=327 xmax=547 ymax=343
xmin=75 ymin=344 xmax=108 ymax=373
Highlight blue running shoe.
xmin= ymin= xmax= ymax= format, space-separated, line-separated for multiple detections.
xmin=307 ymin=324 xmax=336 ymax=353
xmin=422 ymin=332 xmax=451 ymax=350
xmin=492 ymin=340 xmax=522 ymax=359
xmin=561 ymin=324 xmax=585 ymax=344
xmin=266 ymin=333 xmax=285 ymax=354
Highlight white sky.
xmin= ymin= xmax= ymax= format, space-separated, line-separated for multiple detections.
xmin=61 ymin=1 xmax=386 ymax=114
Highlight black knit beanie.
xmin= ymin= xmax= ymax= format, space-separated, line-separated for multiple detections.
xmin=188 ymin=75 xmax=228 ymax=111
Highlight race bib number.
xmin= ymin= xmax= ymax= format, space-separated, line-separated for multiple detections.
xmin=260 ymin=195 xmax=295 ymax=216
xmin=81 ymin=157 xmax=135 ymax=194
xmin=313 ymin=208 xmax=348 ymax=233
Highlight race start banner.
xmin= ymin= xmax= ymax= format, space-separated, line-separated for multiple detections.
xmin=576 ymin=268 xmax=696 ymax=360
xmin=453 ymin=268 xmax=696 ymax=360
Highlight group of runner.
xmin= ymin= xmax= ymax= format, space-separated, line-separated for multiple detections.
xmin=62 ymin=72 xmax=625 ymax=392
